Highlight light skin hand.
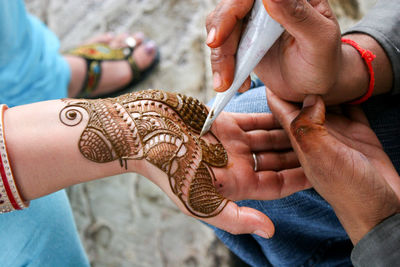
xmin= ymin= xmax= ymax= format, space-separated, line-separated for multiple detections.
xmin=211 ymin=112 xmax=310 ymax=201
xmin=142 ymin=110 xmax=306 ymax=238
xmin=267 ymin=90 xmax=400 ymax=244
xmin=190 ymin=111 xmax=310 ymax=237
xmin=5 ymin=90 xmax=303 ymax=239
xmin=206 ymin=0 xmax=393 ymax=105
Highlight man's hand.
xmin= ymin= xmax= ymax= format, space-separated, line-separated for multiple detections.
xmin=206 ymin=0 xmax=341 ymax=100
xmin=267 ymin=90 xmax=400 ymax=244
xmin=206 ymin=0 xmax=392 ymax=104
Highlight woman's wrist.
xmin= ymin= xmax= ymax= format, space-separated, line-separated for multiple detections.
xmin=5 ymin=100 xmax=128 ymax=201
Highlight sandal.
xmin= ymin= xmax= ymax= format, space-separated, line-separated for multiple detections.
xmin=67 ymin=37 xmax=160 ymax=98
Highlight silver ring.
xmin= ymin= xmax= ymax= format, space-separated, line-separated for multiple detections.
xmin=252 ymin=153 xmax=258 ymax=172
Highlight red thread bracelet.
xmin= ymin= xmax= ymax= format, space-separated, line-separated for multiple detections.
xmin=341 ymin=38 xmax=376 ymax=105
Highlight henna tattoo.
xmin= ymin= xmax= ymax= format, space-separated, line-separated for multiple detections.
xmin=60 ymin=90 xmax=229 ymax=218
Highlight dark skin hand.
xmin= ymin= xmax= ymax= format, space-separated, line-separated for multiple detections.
xmin=206 ymin=0 xmax=393 ymax=104
xmin=267 ymin=90 xmax=400 ymax=244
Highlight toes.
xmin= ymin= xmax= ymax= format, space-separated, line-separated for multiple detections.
xmin=109 ymin=32 xmax=145 ymax=49
xmin=85 ymin=32 xmax=148 ymax=50
xmin=132 ymin=40 xmax=158 ymax=71
xmin=84 ymin=32 xmax=114 ymax=45
xmin=132 ymin=32 xmax=145 ymax=46
xmin=109 ymin=33 xmax=130 ymax=49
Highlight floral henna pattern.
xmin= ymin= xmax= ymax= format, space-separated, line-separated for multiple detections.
xmin=59 ymin=89 xmax=229 ymax=218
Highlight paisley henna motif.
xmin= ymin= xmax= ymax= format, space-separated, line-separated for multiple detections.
xmin=60 ymin=89 xmax=229 ymax=218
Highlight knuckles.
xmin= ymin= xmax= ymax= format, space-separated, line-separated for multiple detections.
xmin=206 ymin=0 xmax=254 ymax=32
xmin=210 ymin=47 xmax=229 ymax=63
xmin=283 ymin=0 xmax=310 ymax=23
xmin=205 ymin=11 xmax=217 ymax=31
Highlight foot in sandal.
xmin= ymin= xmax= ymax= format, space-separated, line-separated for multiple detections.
xmin=64 ymin=32 xmax=159 ymax=98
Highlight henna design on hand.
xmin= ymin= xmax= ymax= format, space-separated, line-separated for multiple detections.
xmin=60 ymin=90 xmax=229 ymax=218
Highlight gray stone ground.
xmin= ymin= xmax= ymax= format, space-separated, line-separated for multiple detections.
xmin=26 ymin=0 xmax=375 ymax=266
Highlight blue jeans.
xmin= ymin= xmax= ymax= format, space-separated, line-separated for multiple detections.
xmin=208 ymin=82 xmax=400 ymax=267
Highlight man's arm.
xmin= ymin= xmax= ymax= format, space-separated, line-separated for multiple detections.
xmin=343 ymin=0 xmax=400 ymax=95
xmin=206 ymin=0 xmax=398 ymax=104
xmin=351 ymin=214 xmax=400 ymax=267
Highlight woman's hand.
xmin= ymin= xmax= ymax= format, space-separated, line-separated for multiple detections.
xmin=267 ymin=90 xmax=400 ymax=244
xmin=7 ymin=91 xmax=290 ymax=239
xmin=211 ymin=111 xmax=309 ymax=201
xmin=139 ymin=110 xmax=309 ymax=239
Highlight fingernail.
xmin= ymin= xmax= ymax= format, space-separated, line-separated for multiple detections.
xmin=303 ymin=95 xmax=317 ymax=108
xmin=145 ymin=41 xmax=156 ymax=55
xmin=253 ymin=230 xmax=271 ymax=239
xmin=213 ymin=72 xmax=222 ymax=89
xmin=206 ymin=28 xmax=216 ymax=45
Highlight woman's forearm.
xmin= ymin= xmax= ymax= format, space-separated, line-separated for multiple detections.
xmin=5 ymin=99 xmax=128 ymax=200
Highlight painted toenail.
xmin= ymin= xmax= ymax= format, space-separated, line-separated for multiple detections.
xmin=145 ymin=41 xmax=156 ymax=55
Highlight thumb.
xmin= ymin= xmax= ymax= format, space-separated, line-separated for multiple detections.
xmin=262 ymin=0 xmax=338 ymax=44
xmin=267 ymin=90 xmax=328 ymax=159
xmin=290 ymin=94 xmax=326 ymax=153
xmin=289 ymin=95 xmax=346 ymax=186
xmin=204 ymin=201 xmax=275 ymax=239
xmin=267 ymin=92 xmax=344 ymax=185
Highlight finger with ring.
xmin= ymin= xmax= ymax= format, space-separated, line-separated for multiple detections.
xmin=253 ymin=152 xmax=258 ymax=172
